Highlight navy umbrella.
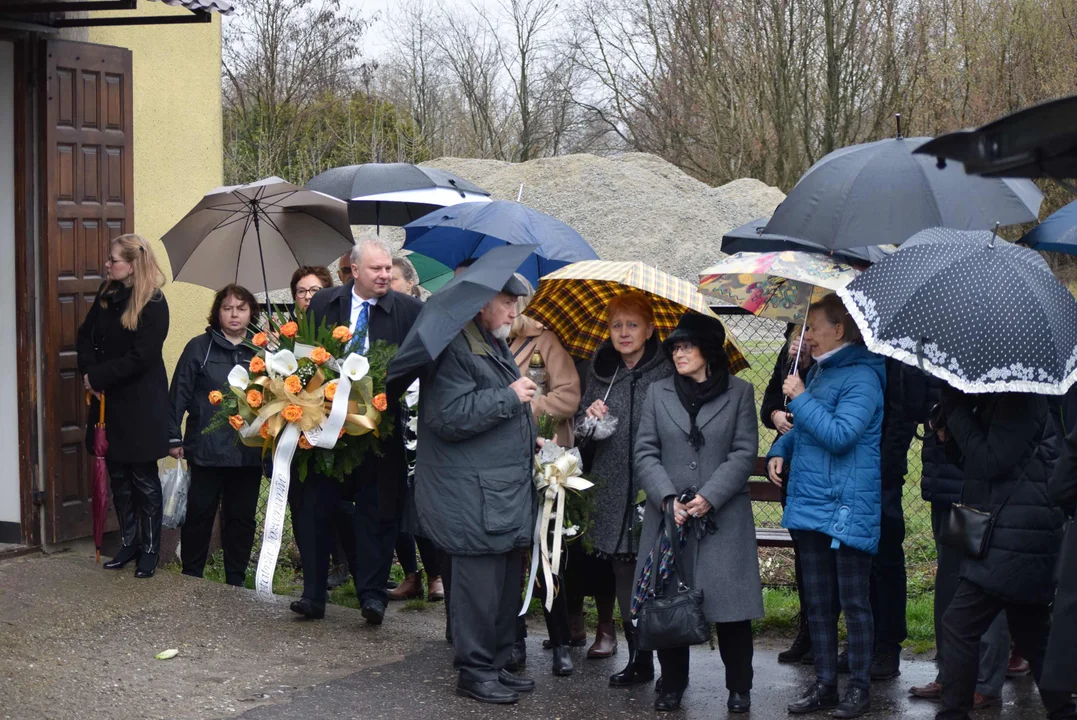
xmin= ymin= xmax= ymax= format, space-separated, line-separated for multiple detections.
xmin=1022 ymin=200 xmax=1077 ymax=254
xmin=387 ymin=244 xmax=536 ymax=387
xmin=837 ymin=227 xmax=1077 ymax=395
xmin=764 ymin=136 xmax=1043 ymax=251
xmin=721 ymin=217 xmax=894 ymax=265
xmin=402 ymin=200 xmax=598 ymax=287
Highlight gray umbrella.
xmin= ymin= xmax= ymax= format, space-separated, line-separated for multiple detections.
xmin=764 ymin=136 xmax=1043 ymax=251
xmin=387 ymin=244 xmax=535 ymax=388
xmin=721 ymin=217 xmax=894 ymax=265
xmin=162 ymin=176 xmax=354 ymax=297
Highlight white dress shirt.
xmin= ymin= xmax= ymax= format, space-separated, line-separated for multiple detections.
xmin=349 ymin=290 xmax=378 ymax=353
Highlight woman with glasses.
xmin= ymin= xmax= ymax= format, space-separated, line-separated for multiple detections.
xmin=77 ymin=234 xmax=170 ymax=578
xmin=634 ymin=312 xmax=762 ymax=713
xmin=291 ymin=266 xmax=334 ymax=314
xmin=169 ymin=284 xmax=264 ymax=586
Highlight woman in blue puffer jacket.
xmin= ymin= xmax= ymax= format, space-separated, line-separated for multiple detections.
xmin=766 ymin=293 xmax=885 ymax=719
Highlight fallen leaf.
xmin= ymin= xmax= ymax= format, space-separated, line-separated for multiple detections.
xmin=155 ymin=649 xmax=179 ymax=660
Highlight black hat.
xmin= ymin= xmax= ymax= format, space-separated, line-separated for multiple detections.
xmin=663 ymin=312 xmax=728 ymax=363
xmin=502 ymin=274 xmax=530 ymax=298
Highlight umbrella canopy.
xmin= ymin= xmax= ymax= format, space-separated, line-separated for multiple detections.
xmin=699 ymin=251 xmax=860 ymax=323
xmin=1022 ymin=199 xmax=1077 ymax=254
xmin=89 ymin=394 xmax=108 ymax=562
xmin=387 ymin=244 xmax=537 ymax=385
xmin=837 ymin=227 xmax=1077 ymax=395
xmin=524 ymin=260 xmax=749 ymax=373
xmin=721 ymin=217 xmax=894 ymax=265
xmin=764 ymin=137 xmax=1043 ymax=250
xmin=405 ymin=252 xmax=455 ymax=293
xmin=914 ymin=95 xmax=1077 ymax=179
xmin=402 ymin=200 xmax=599 ymax=287
xmin=305 ymin=163 xmax=490 ymax=225
xmin=163 ymin=177 xmax=354 ymax=296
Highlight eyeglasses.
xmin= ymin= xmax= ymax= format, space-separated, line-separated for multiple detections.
xmin=670 ymin=342 xmax=697 ymax=356
xmin=295 ymin=287 xmax=322 ymax=298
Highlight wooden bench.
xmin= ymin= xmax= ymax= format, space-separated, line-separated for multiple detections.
xmin=748 ymin=457 xmax=793 ymax=548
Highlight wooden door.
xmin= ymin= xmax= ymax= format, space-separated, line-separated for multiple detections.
xmin=41 ymin=40 xmax=133 ymax=543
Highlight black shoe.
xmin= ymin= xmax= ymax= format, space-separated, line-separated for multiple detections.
xmin=326 ymin=564 xmax=350 ymax=591
xmin=832 ymin=687 xmax=870 ymax=718
xmin=837 ymin=649 xmax=850 ymax=673
xmin=497 ymin=669 xmax=535 ymax=692
xmin=654 ymin=689 xmax=684 ymax=712
xmin=609 ymin=629 xmax=654 ymax=688
xmin=289 ymin=598 xmax=326 ymax=619
xmin=103 ymin=545 xmax=140 ymax=570
xmin=655 ymin=676 xmax=663 ymax=693
xmin=361 ymin=599 xmax=385 ymax=625
xmin=870 ymin=645 xmax=901 ymax=680
xmin=134 ymin=552 xmax=158 ymax=579
xmin=800 ymin=650 xmax=815 ymax=666
xmin=456 ymin=679 xmax=519 ymax=705
xmin=788 ymin=682 xmax=840 ymax=714
xmin=779 ymin=624 xmax=813 ymax=663
xmin=729 ymin=691 xmax=751 ymax=714
xmin=504 ymin=640 xmax=527 ymax=672
xmin=552 ymin=647 xmax=574 ymax=677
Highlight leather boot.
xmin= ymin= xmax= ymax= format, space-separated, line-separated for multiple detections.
xmin=103 ymin=544 xmax=140 ymax=570
xmin=609 ymin=626 xmax=654 ymax=687
xmin=587 ymin=621 xmax=618 ymax=659
xmin=505 ymin=616 xmax=527 ymax=672
xmin=569 ymin=612 xmax=587 ymax=646
xmin=130 ymin=462 xmax=162 ymax=556
xmin=427 ymin=575 xmax=445 ymax=601
xmin=552 ymin=646 xmax=574 ymax=676
xmin=108 ymin=463 xmax=138 ymax=547
xmin=388 ymin=571 xmax=424 ymax=601
xmin=778 ymin=615 xmax=813 ymax=663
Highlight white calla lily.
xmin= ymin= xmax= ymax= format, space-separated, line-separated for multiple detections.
xmin=341 ymin=353 xmax=370 ymax=382
xmin=227 ymin=365 xmax=250 ymax=391
xmin=268 ymin=350 xmax=299 ymax=378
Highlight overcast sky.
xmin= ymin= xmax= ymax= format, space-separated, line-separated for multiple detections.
xmin=346 ymin=0 xmax=500 ymax=61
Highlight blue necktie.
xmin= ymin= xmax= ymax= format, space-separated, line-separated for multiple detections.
xmin=346 ymin=301 xmax=369 ymax=354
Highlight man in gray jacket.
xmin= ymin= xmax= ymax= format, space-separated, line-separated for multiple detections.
xmin=414 ymin=277 xmax=540 ymax=705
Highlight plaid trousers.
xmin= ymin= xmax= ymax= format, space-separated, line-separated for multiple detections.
xmin=798 ymin=530 xmax=875 ymax=689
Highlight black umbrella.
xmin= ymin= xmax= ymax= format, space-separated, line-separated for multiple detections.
xmin=387 ymin=244 xmax=536 ymax=387
xmin=304 ymin=163 xmax=491 ymax=226
xmin=721 ymin=217 xmax=894 ymax=265
xmin=914 ymin=95 xmax=1077 ymax=181
xmin=837 ymin=227 xmax=1077 ymax=395
xmin=764 ymin=135 xmax=1043 ymax=250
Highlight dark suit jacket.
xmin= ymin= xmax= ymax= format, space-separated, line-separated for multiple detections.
xmin=307 ymin=283 xmax=424 ymax=515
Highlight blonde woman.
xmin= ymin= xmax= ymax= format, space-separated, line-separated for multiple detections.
xmin=77 ymin=234 xmax=170 ymax=579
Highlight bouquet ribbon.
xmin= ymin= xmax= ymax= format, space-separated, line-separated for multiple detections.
xmin=520 ymin=448 xmax=593 ymax=614
xmin=253 ymin=423 xmax=300 ymax=599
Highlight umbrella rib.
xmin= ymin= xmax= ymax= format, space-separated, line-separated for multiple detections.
xmin=254 ymin=204 xmax=305 ymax=272
xmin=236 ymin=211 xmax=254 ymax=288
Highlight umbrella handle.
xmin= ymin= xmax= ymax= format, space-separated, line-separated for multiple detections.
xmin=98 ymin=393 xmax=106 ymax=425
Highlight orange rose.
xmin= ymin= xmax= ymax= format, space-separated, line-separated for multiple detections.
xmin=281 ymin=404 xmax=303 ymax=423
xmin=259 ymin=424 xmax=270 ymax=440
xmin=249 ymin=356 xmax=266 ymax=374
xmin=284 ymin=375 xmax=303 ymax=394
xmin=324 ymin=381 xmax=338 ymax=402
xmin=208 ymin=390 xmax=223 ymax=405
xmin=228 ymin=415 xmax=245 ymax=431
xmin=280 ymin=321 xmax=299 ymax=338
xmin=310 ymin=347 xmax=331 ymax=365
xmin=332 ymin=326 xmax=353 ymax=343
xmin=372 ymin=393 xmax=388 ymax=412
xmin=246 ymin=389 xmax=263 ymax=408
xmin=298 ymin=435 xmax=313 ymax=450
xmin=252 ymin=332 xmax=268 ymax=347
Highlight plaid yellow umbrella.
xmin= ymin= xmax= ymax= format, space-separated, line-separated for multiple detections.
xmin=526 ymin=260 xmax=749 ymax=373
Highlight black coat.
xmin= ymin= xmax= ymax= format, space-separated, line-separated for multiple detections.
xmin=1044 ymin=427 xmax=1077 ymax=692
xmin=76 ymin=282 xmax=170 ymax=464
xmin=915 ymin=375 xmax=965 ymax=507
xmin=946 ymin=392 xmax=1066 ymax=605
xmin=878 ymin=358 xmax=919 ymax=489
xmin=168 ymin=328 xmax=261 ymax=468
xmin=307 ymin=284 xmax=424 ymax=513
xmin=760 ymin=338 xmax=813 ymax=434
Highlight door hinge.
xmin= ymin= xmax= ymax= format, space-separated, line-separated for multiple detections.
xmin=31 ymin=489 xmax=45 ymax=506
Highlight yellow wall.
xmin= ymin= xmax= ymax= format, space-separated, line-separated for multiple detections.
xmin=89 ymin=2 xmax=223 ymax=377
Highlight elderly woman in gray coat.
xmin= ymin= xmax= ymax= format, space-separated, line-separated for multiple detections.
xmin=634 ymin=312 xmax=763 ymax=714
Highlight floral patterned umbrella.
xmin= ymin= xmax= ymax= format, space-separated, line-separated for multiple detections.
xmin=698 ymin=251 xmax=860 ymax=323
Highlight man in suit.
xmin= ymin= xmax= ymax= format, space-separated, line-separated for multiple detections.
xmin=290 ymin=236 xmax=424 ymax=623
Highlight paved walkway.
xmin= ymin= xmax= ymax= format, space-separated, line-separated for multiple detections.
xmin=0 ymin=552 xmax=1046 ymax=719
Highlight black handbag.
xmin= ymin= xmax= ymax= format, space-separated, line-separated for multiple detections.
xmin=941 ymin=472 xmax=1026 ymax=560
xmin=635 ymin=504 xmax=709 ymax=652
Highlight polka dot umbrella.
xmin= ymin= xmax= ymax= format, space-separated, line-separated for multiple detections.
xmin=837 ymin=227 xmax=1077 ymax=395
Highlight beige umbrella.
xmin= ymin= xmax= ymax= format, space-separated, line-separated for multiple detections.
xmin=162 ymin=177 xmax=354 ymax=297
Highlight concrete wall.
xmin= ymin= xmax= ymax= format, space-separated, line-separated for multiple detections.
xmin=89 ymin=2 xmax=224 ymax=377
xmin=0 ymin=41 xmax=20 ymax=532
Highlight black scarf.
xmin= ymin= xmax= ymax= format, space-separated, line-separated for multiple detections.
xmin=674 ymin=365 xmax=729 ymax=450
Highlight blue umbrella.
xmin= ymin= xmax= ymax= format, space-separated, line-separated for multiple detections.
xmin=403 ymin=200 xmax=598 ymax=287
xmin=721 ymin=217 xmax=894 ymax=265
xmin=1022 ymin=200 xmax=1077 ymax=254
